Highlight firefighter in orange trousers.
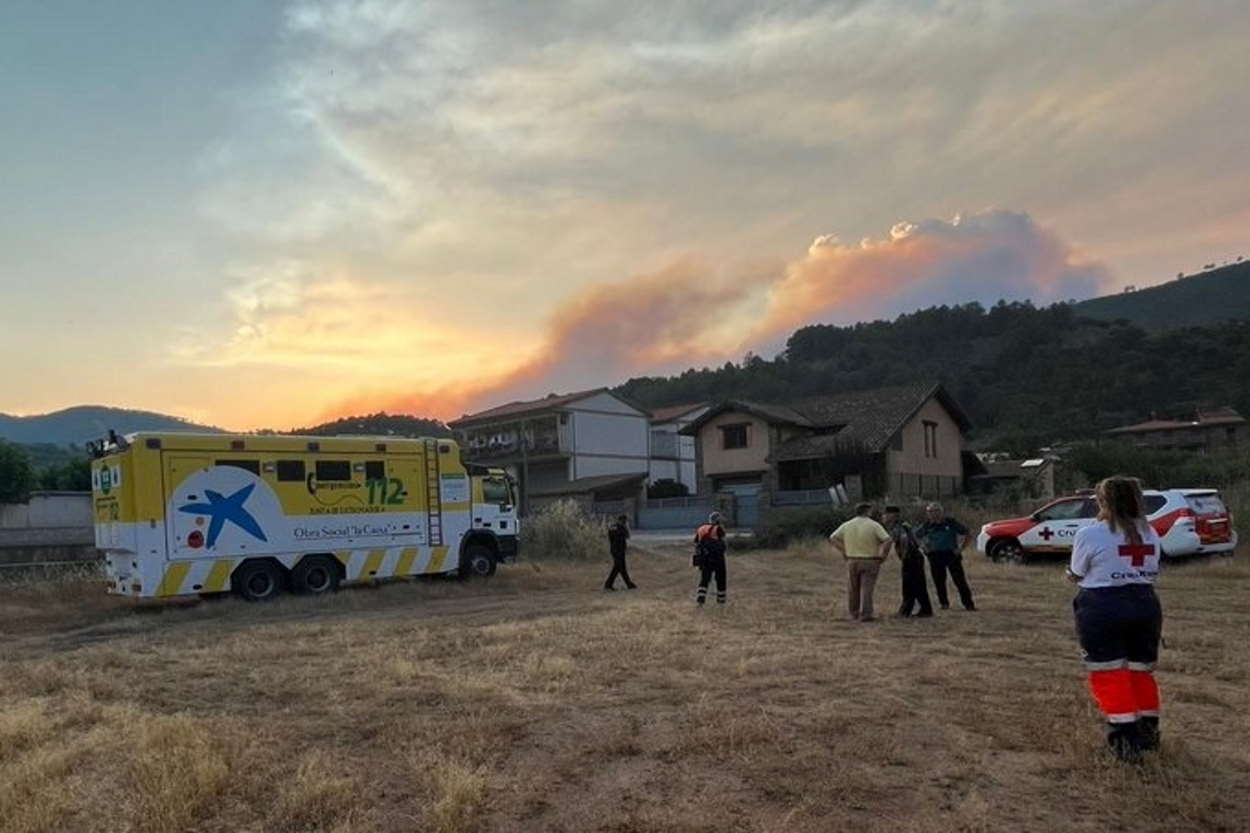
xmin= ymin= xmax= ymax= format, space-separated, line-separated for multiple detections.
xmin=1067 ymin=476 xmax=1164 ymax=761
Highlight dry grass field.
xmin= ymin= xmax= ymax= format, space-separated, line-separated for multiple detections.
xmin=2 ymin=544 xmax=1249 ymax=833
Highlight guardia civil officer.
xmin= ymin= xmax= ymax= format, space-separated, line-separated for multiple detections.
xmin=916 ymin=503 xmax=976 ymax=611
xmin=693 ymin=512 xmax=728 ymax=605
xmin=883 ymin=505 xmax=932 ymax=617
xmin=1067 ymin=476 xmax=1164 ymax=761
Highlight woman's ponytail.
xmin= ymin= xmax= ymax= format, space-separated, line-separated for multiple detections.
xmin=1096 ymin=475 xmax=1147 ymax=544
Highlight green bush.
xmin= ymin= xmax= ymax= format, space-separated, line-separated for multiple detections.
xmin=1224 ymin=482 xmax=1250 ymax=542
xmin=1066 ymin=441 xmax=1250 ymax=489
xmin=519 ymin=500 xmax=605 ymax=561
xmin=0 ymin=440 xmax=36 ymax=503
xmin=755 ymin=504 xmax=855 ymax=548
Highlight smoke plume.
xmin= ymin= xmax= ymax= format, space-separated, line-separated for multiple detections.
xmin=329 ymin=209 xmax=1109 ymax=421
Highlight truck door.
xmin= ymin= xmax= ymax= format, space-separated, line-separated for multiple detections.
xmin=163 ymin=455 xmax=212 ymax=557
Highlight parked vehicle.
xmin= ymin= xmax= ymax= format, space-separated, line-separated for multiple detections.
xmin=89 ymin=431 xmax=518 ymax=601
xmin=976 ymin=488 xmax=1237 ymax=563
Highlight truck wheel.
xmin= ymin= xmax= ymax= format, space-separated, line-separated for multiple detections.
xmin=990 ymin=539 xmax=1027 ymax=564
xmin=234 ymin=560 xmax=285 ymax=601
xmin=459 ymin=544 xmax=497 ymax=579
xmin=291 ymin=556 xmax=341 ymax=595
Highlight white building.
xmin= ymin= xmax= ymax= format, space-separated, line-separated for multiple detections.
xmin=450 ymin=389 xmax=651 ymax=513
xmin=647 ymin=404 xmax=707 ymax=495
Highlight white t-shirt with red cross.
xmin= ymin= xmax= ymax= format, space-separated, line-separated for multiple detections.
xmin=1069 ymin=520 xmax=1161 ymax=589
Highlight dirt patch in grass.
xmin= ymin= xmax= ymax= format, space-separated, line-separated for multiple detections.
xmin=2 ymin=546 xmax=1248 ymax=832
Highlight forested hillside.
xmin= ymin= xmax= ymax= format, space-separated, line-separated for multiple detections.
xmin=1075 ymin=260 xmax=1250 ymax=330
xmin=0 ymin=406 xmax=219 ymax=445
xmin=617 ymin=301 xmax=1250 ymax=448
xmin=287 ymin=413 xmax=452 ymax=439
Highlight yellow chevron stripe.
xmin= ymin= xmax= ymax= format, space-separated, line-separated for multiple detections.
xmin=156 ymin=562 xmax=192 ymax=597
xmin=395 ymin=547 xmax=418 ymax=576
xmin=203 ymin=559 xmax=234 ymax=593
xmin=335 ymin=550 xmax=351 ymax=566
xmin=427 ymin=545 xmax=449 ymax=573
xmin=361 ymin=549 xmax=386 ymax=580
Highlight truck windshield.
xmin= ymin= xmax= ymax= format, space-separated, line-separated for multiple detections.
xmin=483 ymin=477 xmax=511 ymax=506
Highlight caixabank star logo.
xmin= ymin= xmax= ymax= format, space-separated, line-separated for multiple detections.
xmin=178 ymin=483 xmax=269 ymax=550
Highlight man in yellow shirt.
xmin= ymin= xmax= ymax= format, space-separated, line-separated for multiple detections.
xmin=829 ymin=502 xmax=894 ymax=621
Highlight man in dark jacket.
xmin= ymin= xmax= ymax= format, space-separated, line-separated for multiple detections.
xmin=883 ymin=505 xmax=932 ymax=617
xmin=916 ymin=502 xmax=975 ymax=611
xmin=604 ymin=514 xmax=637 ymax=591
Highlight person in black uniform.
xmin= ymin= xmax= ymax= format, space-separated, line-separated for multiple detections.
xmin=883 ymin=505 xmax=932 ymax=617
xmin=693 ymin=512 xmax=727 ymax=605
xmin=916 ymin=502 xmax=975 ymax=611
xmin=604 ymin=514 xmax=637 ymax=591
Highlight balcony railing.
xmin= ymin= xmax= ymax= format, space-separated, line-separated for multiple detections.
xmin=462 ymin=432 xmax=565 ymax=460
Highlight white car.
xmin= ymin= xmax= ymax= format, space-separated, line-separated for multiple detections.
xmin=976 ymin=488 xmax=1238 ymax=563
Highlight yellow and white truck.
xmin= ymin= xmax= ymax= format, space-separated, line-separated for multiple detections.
xmin=89 ymin=431 xmax=518 ymax=601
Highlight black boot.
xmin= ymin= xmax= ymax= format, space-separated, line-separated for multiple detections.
xmin=1106 ymin=721 xmax=1142 ymax=763
xmin=1138 ymin=716 xmax=1160 ymax=752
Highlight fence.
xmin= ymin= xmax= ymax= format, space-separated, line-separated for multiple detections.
xmin=590 ymin=500 xmax=628 ymax=518
xmin=1 ymin=491 xmax=92 ymax=530
xmin=638 ymin=496 xmax=713 ymax=529
xmin=772 ymin=489 xmax=837 ymax=507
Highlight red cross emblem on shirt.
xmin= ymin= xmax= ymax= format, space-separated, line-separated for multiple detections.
xmin=1038 ymin=526 xmax=1054 ymax=541
xmin=1118 ymin=542 xmax=1154 ymax=567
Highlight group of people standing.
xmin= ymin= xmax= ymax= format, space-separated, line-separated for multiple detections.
xmin=602 ymin=475 xmax=1165 ymax=761
xmin=829 ymin=501 xmax=975 ymax=621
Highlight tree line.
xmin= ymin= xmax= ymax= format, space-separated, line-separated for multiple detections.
xmin=617 ymin=300 xmax=1250 ymax=450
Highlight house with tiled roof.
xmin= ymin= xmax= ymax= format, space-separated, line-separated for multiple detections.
xmin=1104 ymin=407 xmax=1246 ymax=454
xmin=680 ymin=382 xmax=972 ymax=507
xmin=449 ymin=389 xmax=652 ymax=513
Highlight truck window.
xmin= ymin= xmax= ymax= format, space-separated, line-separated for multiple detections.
xmin=1143 ymin=495 xmax=1167 ymax=514
xmin=482 ymin=477 xmax=510 ymax=505
xmin=276 ymin=460 xmax=305 ymax=482
xmin=316 ymin=460 xmax=352 ymax=481
xmin=217 ymin=459 xmax=260 ymax=475
xmin=1186 ymin=494 xmax=1227 ymax=515
xmin=365 ymin=460 xmax=385 ymax=480
xmin=1037 ymin=499 xmax=1085 ymax=521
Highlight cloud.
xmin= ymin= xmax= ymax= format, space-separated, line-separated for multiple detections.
xmin=177 ymin=0 xmax=1246 ymax=427
xmin=756 ymin=209 xmax=1108 ymax=338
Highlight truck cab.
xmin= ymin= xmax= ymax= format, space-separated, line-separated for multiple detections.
xmin=463 ymin=466 xmax=520 ymax=572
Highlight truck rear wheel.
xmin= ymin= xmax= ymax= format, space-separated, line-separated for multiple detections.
xmin=234 ymin=560 xmax=285 ymax=601
xmin=459 ymin=544 xmax=497 ymax=579
xmin=292 ymin=556 xmax=341 ymax=595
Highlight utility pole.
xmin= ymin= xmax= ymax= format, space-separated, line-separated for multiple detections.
xmin=520 ymin=418 xmax=529 ymax=516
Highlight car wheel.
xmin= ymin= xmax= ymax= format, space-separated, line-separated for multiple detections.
xmin=291 ymin=556 xmax=341 ymax=595
xmin=990 ymin=539 xmax=1027 ymax=565
xmin=459 ymin=544 xmax=497 ymax=579
xmin=234 ymin=560 xmax=286 ymax=601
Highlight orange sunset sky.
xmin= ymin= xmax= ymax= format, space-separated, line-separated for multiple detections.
xmin=2 ymin=2 xmax=1248 ymax=429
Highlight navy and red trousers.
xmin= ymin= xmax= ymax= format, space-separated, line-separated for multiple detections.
xmin=1073 ymin=584 xmax=1162 ymax=728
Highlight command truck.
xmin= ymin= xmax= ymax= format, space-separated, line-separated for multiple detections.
xmin=89 ymin=432 xmax=518 ymax=601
